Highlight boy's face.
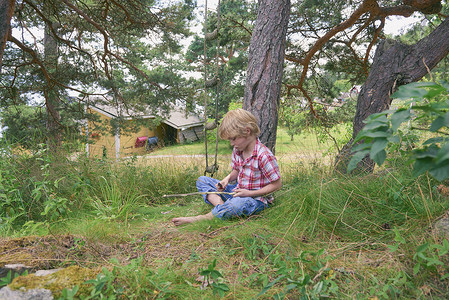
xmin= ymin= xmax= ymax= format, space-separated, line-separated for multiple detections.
xmin=228 ymin=128 xmax=253 ymax=152
xmin=228 ymin=136 xmax=247 ymax=150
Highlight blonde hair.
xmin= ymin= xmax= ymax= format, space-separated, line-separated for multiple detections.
xmin=218 ymin=108 xmax=260 ymax=139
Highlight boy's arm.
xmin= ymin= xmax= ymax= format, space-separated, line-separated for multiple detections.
xmin=233 ymin=178 xmax=282 ymax=198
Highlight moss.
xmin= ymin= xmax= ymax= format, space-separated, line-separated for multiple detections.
xmin=8 ymin=265 xmax=99 ymax=297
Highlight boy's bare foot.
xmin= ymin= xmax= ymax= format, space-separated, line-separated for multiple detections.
xmin=171 ymin=216 xmax=197 ymax=226
xmin=171 ymin=212 xmax=214 ymax=226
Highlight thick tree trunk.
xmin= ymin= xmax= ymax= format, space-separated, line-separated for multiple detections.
xmin=243 ymin=0 xmax=290 ymax=154
xmin=336 ymin=17 xmax=449 ymax=173
xmin=0 ymin=0 xmax=14 ymax=71
xmin=44 ymin=21 xmax=62 ymax=154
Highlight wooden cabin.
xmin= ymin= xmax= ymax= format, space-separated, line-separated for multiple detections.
xmin=84 ymin=103 xmax=204 ymax=159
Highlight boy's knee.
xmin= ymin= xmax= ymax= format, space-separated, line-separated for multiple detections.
xmin=196 ymin=176 xmax=209 ymax=188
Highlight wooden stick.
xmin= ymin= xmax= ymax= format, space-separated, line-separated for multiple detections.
xmin=162 ymin=191 xmax=235 ymax=198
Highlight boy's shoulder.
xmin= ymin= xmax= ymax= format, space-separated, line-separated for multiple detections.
xmin=254 ymin=140 xmax=277 ymax=159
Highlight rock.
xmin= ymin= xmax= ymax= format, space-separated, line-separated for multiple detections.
xmin=34 ymin=269 xmax=62 ymax=277
xmin=433 ymin=217 xmax=449 ymax=238
xmin=0 ymin=286 xmax=53 ymax=300
xmin=0 ymin=265 xmax=98 ymax=299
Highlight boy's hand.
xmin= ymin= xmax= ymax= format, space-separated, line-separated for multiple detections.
xmin=232 ymin=188 xmax=252 ymax=198
xmin=216 ymin=181 xmax=226 ymax=191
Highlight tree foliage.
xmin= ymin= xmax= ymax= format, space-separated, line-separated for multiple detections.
xmin=1 ymin=0 xmax=196 ymax=148
xmin=185 ymin=0 xmax=256 ymax=118
xmin=284 ymin=0 xmax=446 ymax=113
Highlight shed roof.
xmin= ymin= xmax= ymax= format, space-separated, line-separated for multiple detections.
xmin=163 ymin=109 xmax=204 ymax=129
xmin=89 ymin=103 xmax=203 ymax=130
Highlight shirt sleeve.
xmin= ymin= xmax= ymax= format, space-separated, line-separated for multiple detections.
xmin=259 ymin=152 xmax=281 ymax=182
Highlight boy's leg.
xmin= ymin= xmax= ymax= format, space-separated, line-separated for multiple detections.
xmin=172 ymin=176 xmax=240 ymax=226
xmin=207 ymin=194 xmax=224 ymax=206
xmin=212 ymin=197 xmax=268 ymax=220
xmin=172 ymin=176 xmax=221 ymax=226
xmin=196 ymin=176 xmax=230 ymax=206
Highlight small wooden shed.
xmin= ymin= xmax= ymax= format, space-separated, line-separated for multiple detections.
xmin=84 ymin=103 xmax=204 ymax=159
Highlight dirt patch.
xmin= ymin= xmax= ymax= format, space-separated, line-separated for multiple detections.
xmin=0 ymin=235 xmax=85 ymax=270
xmin=0 ymin=224 xmax=211 ymax=271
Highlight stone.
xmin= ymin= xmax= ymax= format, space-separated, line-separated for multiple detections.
xmin=34 ymin=269 xmax=62 ymax=277
xmin=0 ymin=286 xmax=53 ymax=300
xmin=433 ymin=217 xmax=449 ymax=238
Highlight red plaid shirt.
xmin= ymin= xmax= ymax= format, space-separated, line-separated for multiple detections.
xmin=231 ymin=139 xmax=281 ymax=204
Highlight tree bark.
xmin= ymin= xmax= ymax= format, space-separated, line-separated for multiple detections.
xmin=0 ymin=0 xmax=14 ymax=71
xmin=44 ymin=20 xmax=62 ymax=154
xmin=336 ymin=16 xmax=449 ymax=173
xmin=243 ymin=0 xmax=290 ymax=154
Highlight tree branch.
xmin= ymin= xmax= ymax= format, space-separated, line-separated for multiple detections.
xmin=287 ymin=0 xmax=440 ymax=118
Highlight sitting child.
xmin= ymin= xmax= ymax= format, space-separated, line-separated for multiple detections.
xmin=171 ymin=108 xmax=281 ymax=226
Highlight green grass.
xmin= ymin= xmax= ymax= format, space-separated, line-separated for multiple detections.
xmin=1 ymin=128 xmax=449 ymax=299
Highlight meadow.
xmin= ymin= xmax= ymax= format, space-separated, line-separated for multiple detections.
xmin=1 ymin=127 xmax=448 ymax=299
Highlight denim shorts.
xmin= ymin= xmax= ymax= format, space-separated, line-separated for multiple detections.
xmin=196 ymin=176 xmax=268 ymax=220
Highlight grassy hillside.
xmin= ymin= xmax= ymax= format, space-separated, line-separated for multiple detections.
xmin=1 ymin=128 xmax=448 ymax=299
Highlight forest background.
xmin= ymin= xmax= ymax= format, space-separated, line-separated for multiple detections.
xmin=0 ymin=0 xmax=449 ymax=299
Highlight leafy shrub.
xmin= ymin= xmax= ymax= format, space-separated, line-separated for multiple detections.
xmin=349 ymin=81 xmax=449 ymax=181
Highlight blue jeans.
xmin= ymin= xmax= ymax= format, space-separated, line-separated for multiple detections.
xmin=196 ymin=176 xmax=268 ymax=220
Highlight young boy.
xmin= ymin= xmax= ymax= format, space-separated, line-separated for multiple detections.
xmin=171 ymin=109 xmax=282 ymax=226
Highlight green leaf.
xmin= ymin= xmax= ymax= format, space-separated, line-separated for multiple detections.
xmin=414 ymin=145 xmax=439 ymax=159
xmin=312 ymin=281 xmax=324 ymax=294
xmin=370 ymin=138 xmax=388 ymax=159
xmin=430 ymin=112 xmax=449 ymax=132
xmin=353 ymin=133 xmax=371 ymax=144
xmin=438 ymin=239 xmax=449 ymax=256
xmin=388 ymin=135 xmax=400 ymax=143
xmin=426 ymin=257 xmax=444 ymax=266
xmin=440 ymin=80 xmax=449 ymax=91
xmin=362 ymin=131 xmax=391 ymax=138
xmin=424 ymin=83 xmax=447 ymax=99
xmin=391 ymin=109 xmax=411 ymax=132
xmin=361 ymin=122 xmax=389 ymax=132
xmin=0 ymin=271 xmax=13 ymax=288
xmin=435 ymin=143 xmax=449 ymax=164
xmin=364 ymin=112 xmax=390 ymax=122
xmin=210 ymin=270 xmax=222 ymax=280
xmin=413 ymin=263 xmax=421 ymax=275
xmin=423 ymin=137 xmax=446 ymax=145
xmin=371 ymin=149 xmax=387 ymax=166
xmin=416 ymin=243 xmax=429 ymax=253
xmin=388 ymin=244 xmax=399 ymax=252
xmin=413 ymin=157 xmax=434 ymax=177
xmin=347 ymin=150 xmax=369 ymax=173
xmin=257 ymin=275 xmax=285 ymax=297
xmin=362 ymin=114 xmax=389 ymax=130
xmin=393 ymin=227 xmax=406 ymax=244
xmin=429 ymin=161 xmax=449 ymax=181
xmin=352 ymin=143 xmax=372 ymax=152
xmin=392 ymin=83 xmax=428 ymax=100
